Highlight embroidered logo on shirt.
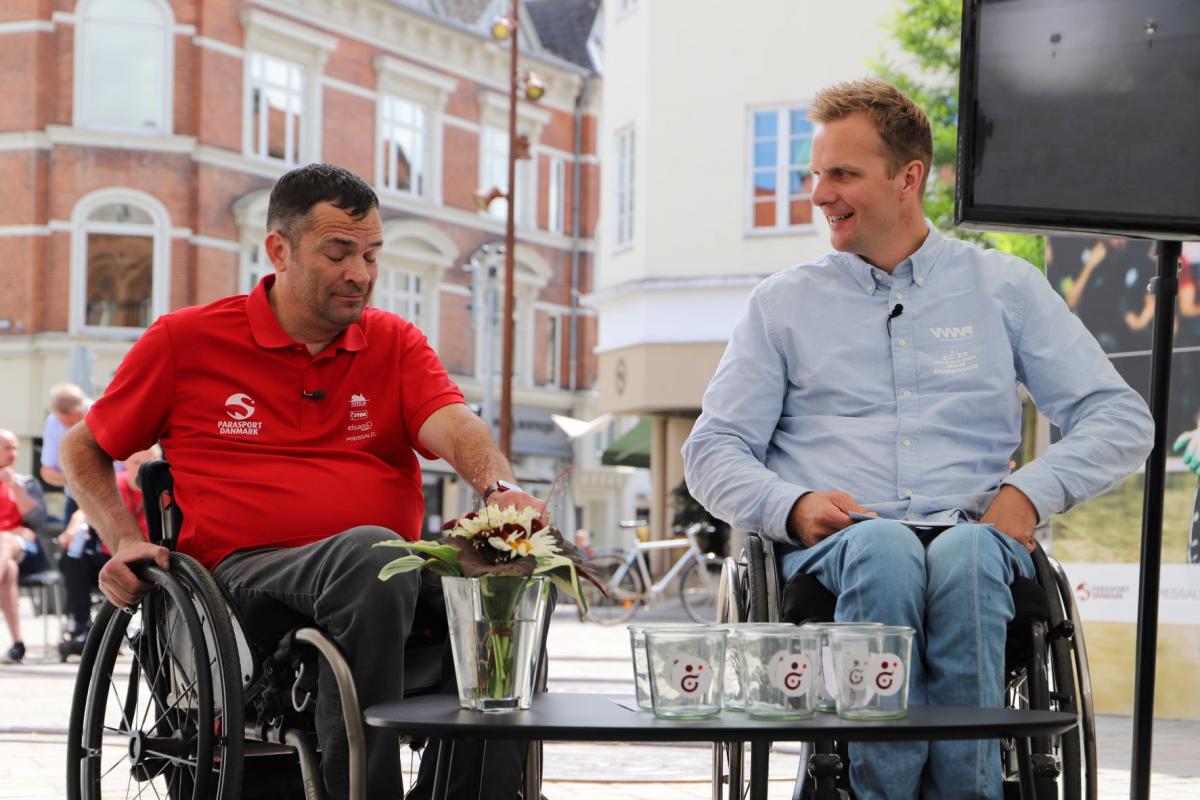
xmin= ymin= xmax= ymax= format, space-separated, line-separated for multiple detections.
xmin=929 ymin=325 xmax=975 ymax=339
xmin=218 ymin=393 xmax=263 ymax=436
xmin=346 ymin=393 xmax=376 ymax=442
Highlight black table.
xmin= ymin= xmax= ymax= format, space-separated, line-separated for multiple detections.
xmin=366 ymin=692 xmax=1077 ymax=799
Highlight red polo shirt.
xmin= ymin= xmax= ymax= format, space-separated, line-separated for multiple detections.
xmin=87 ymin=276 xmax=464 ymax=570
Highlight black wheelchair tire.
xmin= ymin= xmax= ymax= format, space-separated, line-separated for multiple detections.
xmin=66 ymin=555 xmax=244 ymax=800
xmin=743 ymin=535 xmax=770 ymax=623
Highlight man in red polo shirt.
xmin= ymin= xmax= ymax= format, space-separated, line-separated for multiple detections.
xmin=61 ymin=164 xmax=542 ymax=800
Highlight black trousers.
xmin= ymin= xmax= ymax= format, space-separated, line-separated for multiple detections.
xmin=59 ymin=551 xmax=109 ymax=631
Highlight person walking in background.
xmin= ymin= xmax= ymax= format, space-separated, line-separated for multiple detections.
xmin=40 ymin=384 xmax=88 ymax=523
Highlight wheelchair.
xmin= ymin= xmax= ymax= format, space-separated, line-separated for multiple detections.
xmin=713 ymin=530 xmax=1097 ymax=800
xmin=65 ymin=460 xmax=547 ymax=800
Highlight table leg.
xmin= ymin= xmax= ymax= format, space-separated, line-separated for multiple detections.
xmin=728 ymin=742 xmax=744 ymax=800
xmin=432 ymin=738 xmax=455 ymax=800
xmin=749 ymin=741 xmax=770 ymax=800
xmin=1015 ymin=737 xmax=1036 ymax=800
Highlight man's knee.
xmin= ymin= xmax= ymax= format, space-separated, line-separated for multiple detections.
xmin=927 ymin=524 xmax=1006 ymax=576
xmin=330 ymin=527 xmax=420 ymax=609
xmin=842 ymin=519 xmax=924 ymax=573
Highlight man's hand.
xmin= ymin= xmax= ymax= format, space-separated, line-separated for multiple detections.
xmin=488 ymin=489 xmax=547 ymax=521
xmin=0 ymin=464 xmax=15 ymax=487
xmin=980 ymin=485 xmax=1038 ymax=552
xmin=97 ymin=540 xmax=170 ymax=609
xmin=787 ymin=491 xmax=875 ymax=547
xmin=1174 ymin=427 xmax=1200 ymax=477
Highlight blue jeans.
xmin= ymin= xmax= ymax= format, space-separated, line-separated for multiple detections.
xmin=778 ymin=520 xmax=1034 ymax=800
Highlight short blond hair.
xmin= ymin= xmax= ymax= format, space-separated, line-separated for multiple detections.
xmin=810 ymin=79 xmax=933 ymax=195
xmin=49 ymin=383 xmax=88 ymax=415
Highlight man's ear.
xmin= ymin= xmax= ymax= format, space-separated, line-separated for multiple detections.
xmin=898 ymin=159 xmax=926 ymax=200
xmin=264 ymin=229 xmax=291 ymax=273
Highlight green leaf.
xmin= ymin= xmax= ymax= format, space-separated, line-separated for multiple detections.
xmin=535 ymin=554 xmax=587 ymax=612
xmin=377 ymin=555 xmax=427 ymax=581
xmin=373 ymin=540 xmax=461 ymax=563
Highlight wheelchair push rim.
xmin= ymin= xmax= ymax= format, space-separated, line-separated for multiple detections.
xmin=67 ymin=559 xmax=243 ymax=800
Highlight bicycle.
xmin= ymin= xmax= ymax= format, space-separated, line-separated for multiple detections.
xmin=581 ymin=521 xmax=724 ymax=624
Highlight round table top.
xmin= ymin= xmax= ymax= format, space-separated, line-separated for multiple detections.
xmin=365 ymin=692 xmax=1077 ymax=743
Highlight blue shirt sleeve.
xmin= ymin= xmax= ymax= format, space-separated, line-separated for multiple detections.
xmin=682 ymin=286 xmax=809 ymax=543
xmin=1004 ymin=263 xmax=1155 ymax=521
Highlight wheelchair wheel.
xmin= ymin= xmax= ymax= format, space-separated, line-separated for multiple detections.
xmin=741 ymin=535 xmax=770 ymax=623
xmin=680 ymin=554 xmax=723 ymax=622
xmin=580 ymin=553 xmax=643 ymax=625
xmin=66 ymin=554 xmax=244 ymax=800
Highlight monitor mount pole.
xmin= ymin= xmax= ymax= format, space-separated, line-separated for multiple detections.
xmin=1130 ymin=240 xmax=1181 ymax=800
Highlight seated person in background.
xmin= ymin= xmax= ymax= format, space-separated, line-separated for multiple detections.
xmin=41 ymin=383 xmax=88 ymax=523
xmin=62 ymin=163 xmax=539 ymax=800
xmin=682 ymin=80 xmax=1154 ymax=799
xmin=57 ymin=446 xmax=158 ymax=656
xmin=1 ymin=428 xmax=50 ymax=663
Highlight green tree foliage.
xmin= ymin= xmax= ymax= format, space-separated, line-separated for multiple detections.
xmin=871 ymin=0 xmax=1045 ymax=271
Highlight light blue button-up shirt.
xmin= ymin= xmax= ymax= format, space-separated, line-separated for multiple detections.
xmin=682 ymin=223 xmax=1155 ymax=545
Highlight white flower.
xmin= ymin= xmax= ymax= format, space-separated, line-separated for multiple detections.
xmin=487 ymin=528 xmax=560 ymax=559
xmin=448 ymin=504 xmax=540 ymax=538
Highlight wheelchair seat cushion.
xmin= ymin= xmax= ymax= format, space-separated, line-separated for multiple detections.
xmin=781 ymin=571 xmax=837 ymax=624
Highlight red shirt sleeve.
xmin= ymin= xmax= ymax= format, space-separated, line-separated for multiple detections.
xmin=398 ymin=324 xmax=465 ymax=459
xmin=87 ymin=317 xmax=176 ymax=461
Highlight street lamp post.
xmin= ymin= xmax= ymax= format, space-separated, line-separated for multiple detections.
xmin=475 ymin=3 xmax=545 ymax=461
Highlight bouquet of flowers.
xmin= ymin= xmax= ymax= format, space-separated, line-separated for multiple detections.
xmin=375 ymin=504 xmax=599 ymax=708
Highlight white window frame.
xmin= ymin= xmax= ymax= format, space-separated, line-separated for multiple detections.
xmin=233 ymin=188 xmax=273 ymax=294
xmin=473 ymin=245 xmax=552 ymax=388
xmin=240 ymin=8 xmax=336 ymax=166
xmin=746 ymin=105 xmax=815 ymax=234
xmin=614 ymin=125 xmax=635 ymax=251
xmin=377 ymin=220 xmax=459 ymax=348
xmin=246 ymin=52 xmax=306 ymax=165
xmin=542 ymin=312 xmax=562 ymax=387
xmin=73 ymin=0 xmax=175 ymax=135
xmin=373 ymin=56 xmax=455 ymax=204
xmin=478 ymin=91 xmax=549 ymax=230
xmin=69 ymin=187 xmax=171 ymax=337
xmin=374 ymin=268 xmax=425 ymax=328
xmin=547 ymin=156 xmax=566 ymax=234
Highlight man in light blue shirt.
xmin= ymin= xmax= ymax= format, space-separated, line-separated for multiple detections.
xmin=683 ymin=80 xmax=1153 ymax=799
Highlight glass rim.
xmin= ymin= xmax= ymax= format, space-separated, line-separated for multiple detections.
xmin=628 ymin=623 xmax=701 ymax=634
xmin=644 ymin=628 xmax=729 ymax=641
xmin=827 ymin=624 xmax=914 ymax=638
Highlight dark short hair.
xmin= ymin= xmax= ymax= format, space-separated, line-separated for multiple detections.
xmin=266 ymin=163 xmax=379 ymax=244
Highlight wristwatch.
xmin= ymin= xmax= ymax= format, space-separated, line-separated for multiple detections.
xmin=482 ymin=479 xmax=523 ymax=502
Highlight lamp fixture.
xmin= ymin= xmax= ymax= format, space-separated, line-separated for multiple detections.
xmin=473 ymin=186 xmax=507 ymax=211
xmin=490 ymin=16 xmax=515 ymax=41
xmin=522 ymin=71 xmax=546 ymax=102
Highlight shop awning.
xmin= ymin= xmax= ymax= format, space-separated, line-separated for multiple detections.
xmin=600 ymin=418 xmax=650 ymax=469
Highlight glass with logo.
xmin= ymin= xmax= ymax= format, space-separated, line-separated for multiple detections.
xmin=735 ymin=624 xmax=821 ymax=719
xmin=829 ymin=625 xmax=914 ymax=720
xmin=645 ymin=626 xmax=727 ymax=719
xmin=810 ymin=622 xmax=884 ymax=712
xmin=627 ymin=624 xmax=694 ymax=712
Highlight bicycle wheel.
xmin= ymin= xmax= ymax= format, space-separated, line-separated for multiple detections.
xmin=680 ymin=555 xmax=723 ymax=623
xmin=581 ymin=553 xmax=643 ymax=625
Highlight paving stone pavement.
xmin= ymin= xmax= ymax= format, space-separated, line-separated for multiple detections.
xmin=1 ymin=597 xmax=1197 ymax=798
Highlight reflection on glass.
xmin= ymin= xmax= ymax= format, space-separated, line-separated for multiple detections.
xmin=250 ymin=53 xmax=304 ymax=163
xmin=754 ymin=141 xmax=777 ymax=168
xmin=86 ymin=233 xmax=153 ymax=328
xmin=382 ymin=96 xmax=426 ymax=194
xmin=754 ymin=111 xmax=777 ymax=138
xmin=81 ymin=0 xmax=166 ymax=132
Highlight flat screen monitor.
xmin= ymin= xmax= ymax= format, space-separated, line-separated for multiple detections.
xmin=956 ymin=0 xmax=1200 ymax=240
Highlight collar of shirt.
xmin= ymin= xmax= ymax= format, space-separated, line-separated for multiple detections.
xmin=246 ymin=274 xmax=367 ymax=355
xmin=835 ymin=219 xmax=947 ymax=294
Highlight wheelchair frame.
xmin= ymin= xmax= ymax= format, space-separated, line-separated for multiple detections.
xmin=65 ymin=461 xmax=547 ymax=800
xmin=714 ymin=531 xmax=1098 ymax=800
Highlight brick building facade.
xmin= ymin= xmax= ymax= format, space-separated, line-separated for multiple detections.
xmin=0 ymin=0 xmax=621 ymax=531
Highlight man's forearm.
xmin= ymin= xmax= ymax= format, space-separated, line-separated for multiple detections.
xmin=40 ymin=465 xmax=67 ymax=487
xmin=60 ymin=424 xmax=145 ymax=553
xmin=446 ymin=417 xmax=516 ymax=497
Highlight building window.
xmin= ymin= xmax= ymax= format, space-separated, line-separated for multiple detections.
xmin=241 ymin=242 xmax=272 ymax=294
xmin=614 ymin=126 xmax=635 ymax=249
xmin=374 ymin=268 xmax=425 ymax=329
xmin=70 ymin=190 xmax=170 ymax=335
xmin=547 ymin=157 xmax=566 ymax=234
xmin=75 ymin=0 xmax=173 ymax=133
xmin=480 ymin=127 xmax=533 ymax=226
xmin=379 ymin=96 xmax=427 ymax=196
xmin=749 ymin=107 xmax=814 ymax=230
xmin=248 ymin=53 xmax=305 ymax=164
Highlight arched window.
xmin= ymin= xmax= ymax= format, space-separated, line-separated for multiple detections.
xmin=75 ymin=0 xmax=174 ymax=133
xmin=376 ymin=221 xmax=458 ymax=346
xmin=70 ymin=190 xmax=171 ymax=335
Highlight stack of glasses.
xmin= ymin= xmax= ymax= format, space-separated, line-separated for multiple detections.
xmin=628 ymin=622 xmax=914 ymax=720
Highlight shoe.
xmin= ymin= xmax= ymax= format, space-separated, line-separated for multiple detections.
xmin=3 ymin=642 xmax=24 ymax=663
xmin=59 ymin=634 xmax=87 ymax=661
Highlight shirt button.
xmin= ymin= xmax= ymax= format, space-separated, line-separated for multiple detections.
xmin=903 ymin=439 xmax=912 ymax=447
xmin=905 ymin=488 xmax=914 ymax=497
xmin=895 ymin=292 xmax=904 ymax=300
xmin=897 ymin=338 xmax=907 ymax=347
xmin=915 ymin=277 xmax=924 ymax=285
xmin=902 ymin=389 xmax=912 ymax=397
